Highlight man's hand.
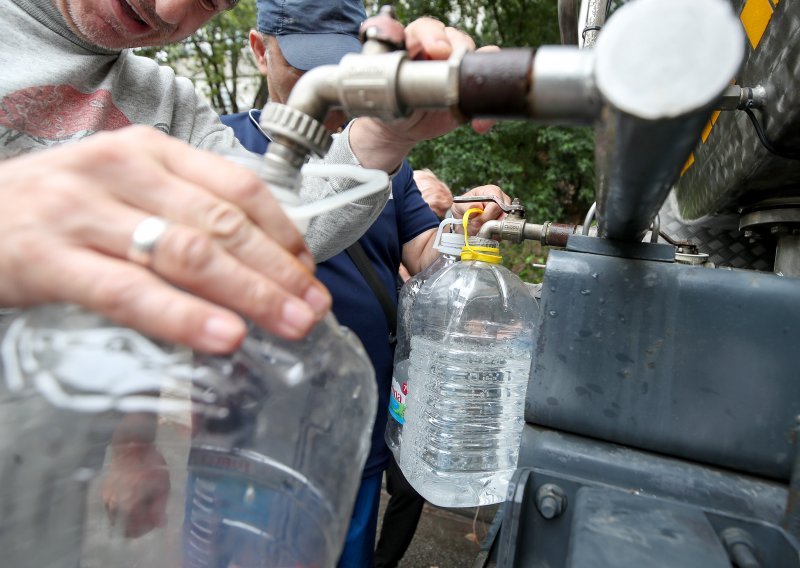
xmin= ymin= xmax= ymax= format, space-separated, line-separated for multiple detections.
xmin=349 ymin=18 xmax=497 ymax=172
xmin=403 ymin=183 xmax=511 ymax=275
xmin=0 ymin=126 xmax=332 ymax=353
xmin=452 ymin=185 xmax=511 ymax=234
xmin=413 ymin=169 xmax=453 ymax=218
xmin=391 ymin=18 xmax=496 ymax=139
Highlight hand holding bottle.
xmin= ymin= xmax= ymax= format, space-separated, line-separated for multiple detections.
xmin=0 ymin=126 xmax=331 ymax=353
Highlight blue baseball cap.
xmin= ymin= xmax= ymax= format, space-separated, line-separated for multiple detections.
xmin=257 ymin=0 xmax=367 ymax=71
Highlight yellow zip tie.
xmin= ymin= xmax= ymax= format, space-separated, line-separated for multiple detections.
xmin=461 ymin=208 xmax=502 ymax=264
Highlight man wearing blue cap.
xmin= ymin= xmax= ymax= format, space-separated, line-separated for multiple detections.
xmin=222 ymin=2 xmax=510 ymax=565
xmin=222 ymin=0 xmax=365 ymax=145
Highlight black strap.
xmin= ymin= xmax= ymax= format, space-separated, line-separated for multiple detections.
xmin=347 ymin=242 xmax=397 ymax=344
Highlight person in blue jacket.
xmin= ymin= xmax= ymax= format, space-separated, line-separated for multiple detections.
xmin=223 ymin=1 xmax=510 ymax=565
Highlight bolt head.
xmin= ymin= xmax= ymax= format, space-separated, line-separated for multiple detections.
xmin=535 ymin=483 xmax=567 ymax=519
xmin=538 ymin=496 xmax=558 ymax=519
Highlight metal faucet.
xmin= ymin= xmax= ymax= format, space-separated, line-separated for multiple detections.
xmin=258 ymin=0 xmax=743 ymax=244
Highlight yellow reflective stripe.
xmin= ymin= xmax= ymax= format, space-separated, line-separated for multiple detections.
xmin=683 ymin=0 xmax=777 ymax=177
xmin=741 ymin=0 xmax=774 ymax=49
xmin=700 ymin=120 xmax=714 ymax=143
xmin=681 ymin=152 xmax=695 ymax=176
xmin=700 ymin=110 xmax=722 ymax=144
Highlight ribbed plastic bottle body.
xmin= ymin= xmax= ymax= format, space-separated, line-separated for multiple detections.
xmin=385 ymin=253 xmax=458 ymax=458
xmin=0 ymin=304 xmax=376 ymax=567
xmin=398 ymin=262 xmax=536 ymax=508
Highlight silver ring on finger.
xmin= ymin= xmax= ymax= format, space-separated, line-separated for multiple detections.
xmin=128 ymin=216 xmax=170 ymax=267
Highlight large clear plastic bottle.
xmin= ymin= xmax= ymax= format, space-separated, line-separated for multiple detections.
xmin=0 ymin=305 xmax=375 ymax=567
xmin=398 ymin=218 xmax=536 ymax=508
xmin=386 ymin=218 xmax=464 ymax=458
xmin=0 ymin=156 xmax=385 ymax=567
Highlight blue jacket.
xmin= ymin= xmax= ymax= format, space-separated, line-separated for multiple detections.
xmin=222 ymin=110 xmax=439 ymax=476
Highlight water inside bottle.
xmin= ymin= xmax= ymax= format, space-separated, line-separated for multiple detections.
xmin=385 ymin=229 xmax=463 ymax=458
xmin=400 ymin=333 xmax=531 ymax=507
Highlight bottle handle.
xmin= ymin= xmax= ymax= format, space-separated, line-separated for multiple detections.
xmin=433 ymin=217 xmax=462 ymax=250
xmin=281 ymin=164 xmax=389 ymax=227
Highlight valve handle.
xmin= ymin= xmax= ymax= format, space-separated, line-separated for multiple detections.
xmin=452 ymin=195 xmax=525 ymax=217
xmin=359 ymin=5 xmax=405 ymax=51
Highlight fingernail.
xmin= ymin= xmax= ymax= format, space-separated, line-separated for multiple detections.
xmin=304 ymin=285 xmax=331 ymax=317
xmin=202 ymin=315 xmax=245 ymax=351
xmin=282 ymin=298 xmax=316 ymax=335
xmin=298 ymin=251 xmax=315 ymax=272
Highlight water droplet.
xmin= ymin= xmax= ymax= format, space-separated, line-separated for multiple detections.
xmin=244 ymin=483 xmax=256 ymax=505
xmin=580 ymin=289 xmax=591 ymax=296
xmin=548 ymin=310 xmax=558 ymax=318
xmin=591 ymin=272 xmax=599 ymax=280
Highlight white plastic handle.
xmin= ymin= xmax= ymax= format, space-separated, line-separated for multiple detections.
xmin=284 ymin=163 xmax=389 ymax=225
xmin=433 ymin=217 xmax=462 ymax=248
xmin=219 ymin=150 xmax=389 ymax=234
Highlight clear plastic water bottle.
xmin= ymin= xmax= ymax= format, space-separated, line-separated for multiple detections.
xmin=0 ymin=151 xmax=387 ymax=566
xmin=385 ymin=218 xmax=463 ymax=458
xmin=0 ymin=307 xmax=375 ymax=566
xmin=398 ymin=213 xmax=536 ymax=508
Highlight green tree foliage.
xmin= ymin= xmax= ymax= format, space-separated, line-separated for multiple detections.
xmin=410 ymin=119 xmax=594 ymax=224
xmin=137 ymin=0 xmax=261 ymax=115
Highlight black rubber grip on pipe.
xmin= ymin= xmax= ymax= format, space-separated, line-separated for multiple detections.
xmin=458 ymin=49 xmax=534 ymax=118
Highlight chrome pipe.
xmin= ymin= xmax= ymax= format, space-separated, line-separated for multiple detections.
xmin=775 ymin=235 xmax=800 ymax=278
xmin=284 ymin=65 xmax=341 ymax=123
xmin=592 ymin=0 xmax=744 ymax=241
xmin=529 ymin=47 xmax=599 ymax=125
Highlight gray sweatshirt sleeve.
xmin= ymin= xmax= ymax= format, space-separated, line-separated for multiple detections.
xmin=300 ymin=122 xmax=392 ymax=262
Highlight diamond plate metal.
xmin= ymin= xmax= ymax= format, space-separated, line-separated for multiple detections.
xmin=673 ymin=0 xmax=800 ymax=219
xmin=659 ymin=193 xmax=774 ymax=270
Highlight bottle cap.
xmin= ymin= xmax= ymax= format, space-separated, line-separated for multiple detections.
xmin=432 ymin=218 xmax=464 ymax=256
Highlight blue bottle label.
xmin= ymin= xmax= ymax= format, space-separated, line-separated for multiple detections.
xmin=388 ymin=378 xmax=407 ymax=424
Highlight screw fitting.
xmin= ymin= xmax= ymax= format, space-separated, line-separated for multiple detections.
xmin=535 ymin=483 xmax=567 ymax=519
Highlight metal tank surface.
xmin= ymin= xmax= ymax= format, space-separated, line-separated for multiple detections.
xmin=673 ymin=0 xmax=800 ymax=220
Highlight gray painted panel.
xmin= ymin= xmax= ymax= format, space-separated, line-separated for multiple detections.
xmin=527 ymin=249 xmax=800 ymax=479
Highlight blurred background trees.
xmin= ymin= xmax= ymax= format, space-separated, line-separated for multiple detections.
xmin=136 ymin=1 xmax=261 ymax=115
